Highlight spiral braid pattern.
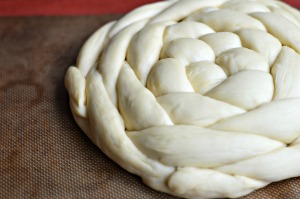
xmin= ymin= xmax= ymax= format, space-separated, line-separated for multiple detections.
xmin=65 ymin=0 xmax=300 ymax=198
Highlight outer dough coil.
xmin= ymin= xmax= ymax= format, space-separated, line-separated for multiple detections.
xmin=65 ymin=0 xmax=300 ymax=198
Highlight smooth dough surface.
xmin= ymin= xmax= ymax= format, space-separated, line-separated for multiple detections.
xmin=65 ymin=0 xmax=300 ymax=198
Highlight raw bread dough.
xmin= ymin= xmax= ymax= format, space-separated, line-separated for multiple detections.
xmin=65 ymin=0 xmax=300 ymax=198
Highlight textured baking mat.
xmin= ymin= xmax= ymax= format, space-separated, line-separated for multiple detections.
xmin=0 ymin=16 xmax=299 ymax=199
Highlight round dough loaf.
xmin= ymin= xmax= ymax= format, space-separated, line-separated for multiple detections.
xmin=65 ymin=0 xmax=300 ymax=198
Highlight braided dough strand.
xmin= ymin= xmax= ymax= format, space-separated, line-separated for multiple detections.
xmin=65 ymin=0 xmax=300 ymax=198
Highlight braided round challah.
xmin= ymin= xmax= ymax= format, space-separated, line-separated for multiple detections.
xmin=65 ymin=0 xmax=300 ymax=198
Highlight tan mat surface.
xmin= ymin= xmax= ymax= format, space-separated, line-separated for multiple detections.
xmin=0 ymin=16 xmax=299 ymax=199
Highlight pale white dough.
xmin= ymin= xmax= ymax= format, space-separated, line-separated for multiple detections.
xmin=65 ymin=0 xmax=300 ymax=198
